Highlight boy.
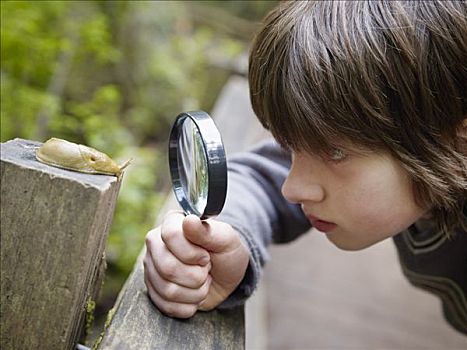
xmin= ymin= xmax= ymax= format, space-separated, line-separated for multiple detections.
xmin=143 ymin=1 xmax=466 ymax=335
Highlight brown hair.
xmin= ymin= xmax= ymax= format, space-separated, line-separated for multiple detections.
xmin=249 ymin=0 xmax=466 ymax=234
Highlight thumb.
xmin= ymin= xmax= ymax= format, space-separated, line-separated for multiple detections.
xmin=182 ymin=215 xmax=237 ymax=253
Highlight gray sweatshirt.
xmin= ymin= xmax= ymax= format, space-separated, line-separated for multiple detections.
xmin=217 ymin=140 xmax=467 ymax=335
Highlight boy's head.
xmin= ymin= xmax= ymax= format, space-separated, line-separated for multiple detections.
xmin=249 ymin=0 xmax=466 ymax=236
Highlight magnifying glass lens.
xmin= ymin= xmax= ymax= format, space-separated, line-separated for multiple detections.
xmin=177 ymin=118 xmax=208 ymax=214
xmin=169 ymin=111 xmax=227 ymax=219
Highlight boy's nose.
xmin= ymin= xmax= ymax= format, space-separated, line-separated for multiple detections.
xmin=281 ymin=169 xmax=325 ymax=204
xmin=282 ymin=179 xmax=325 ymax=204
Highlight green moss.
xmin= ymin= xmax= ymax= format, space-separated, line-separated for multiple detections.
xmin=85 ymin=298 xmax=96 ymax=339
xmin=91 ymin=307 xmax=116 ymax=350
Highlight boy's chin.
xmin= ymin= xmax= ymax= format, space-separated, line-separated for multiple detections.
xmin=325 ymin=234 xmax=387 ymax=251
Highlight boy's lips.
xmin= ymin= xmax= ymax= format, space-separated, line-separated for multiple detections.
xmin=306 ymin=214 xmax=337 ymax=233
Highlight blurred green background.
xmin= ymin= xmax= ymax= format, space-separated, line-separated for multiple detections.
xmin=1 ymin=0 xmax=276 ymax=341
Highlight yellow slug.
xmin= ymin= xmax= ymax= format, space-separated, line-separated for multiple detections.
xmin=36 ymin=138 xmax=131 ymax=179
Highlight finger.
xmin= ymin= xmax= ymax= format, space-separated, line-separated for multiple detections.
xmin=183 ymin=215 xmax=238 ymax=253
xmin=146 ymin=232 xmax=210 ymax=288
xmin=145 ymin=279 xmax=198 ymax=319
xmin=144 ymin=255 xmax=211 ymax=304
xmin=161 ymin=212 xmax=210 ymax=266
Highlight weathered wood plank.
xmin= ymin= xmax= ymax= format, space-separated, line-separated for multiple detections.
xmin=97 ymin=76 xmax=268 ymax=350
xmin=0 ymin=138 xmax=121 ymax=350
xmin=96 ymin=249 xmax=245 ymax=350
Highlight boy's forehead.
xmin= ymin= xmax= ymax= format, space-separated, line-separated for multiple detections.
xmin=278 ymin=130 xmax=373 ymax=155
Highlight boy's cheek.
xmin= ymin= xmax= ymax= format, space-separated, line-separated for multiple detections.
xmin=330 ymin=200 xmax=425 ymax=250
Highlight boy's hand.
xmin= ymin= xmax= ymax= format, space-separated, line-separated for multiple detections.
xmin=144 ymin=211 xmax=250 ymax=318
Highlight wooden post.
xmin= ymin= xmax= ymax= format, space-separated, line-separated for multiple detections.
xmin=0 ymin=138 xmax=121 ymax=350
xmin=97 ymin=76 xmax=268 ymax=350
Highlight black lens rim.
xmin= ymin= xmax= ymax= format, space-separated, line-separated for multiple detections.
xmin=168 ymin=111 xmax=227 ymax=219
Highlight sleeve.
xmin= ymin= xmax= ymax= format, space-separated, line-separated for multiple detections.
xmin=216 ymin=139 xmax=311 ymax=308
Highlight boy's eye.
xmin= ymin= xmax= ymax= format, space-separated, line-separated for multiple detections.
xmin=327 ymin=148 xmax=347 ymax=162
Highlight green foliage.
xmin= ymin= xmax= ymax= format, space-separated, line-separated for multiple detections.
xmin=204 ymin=0 xmax=278 ymax=21
xmin=106 ymin=145 xmax=167 ymax=277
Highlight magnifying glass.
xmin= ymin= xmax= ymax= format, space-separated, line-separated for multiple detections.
xmin=168 ymin=111 xmax=227 ymax=219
